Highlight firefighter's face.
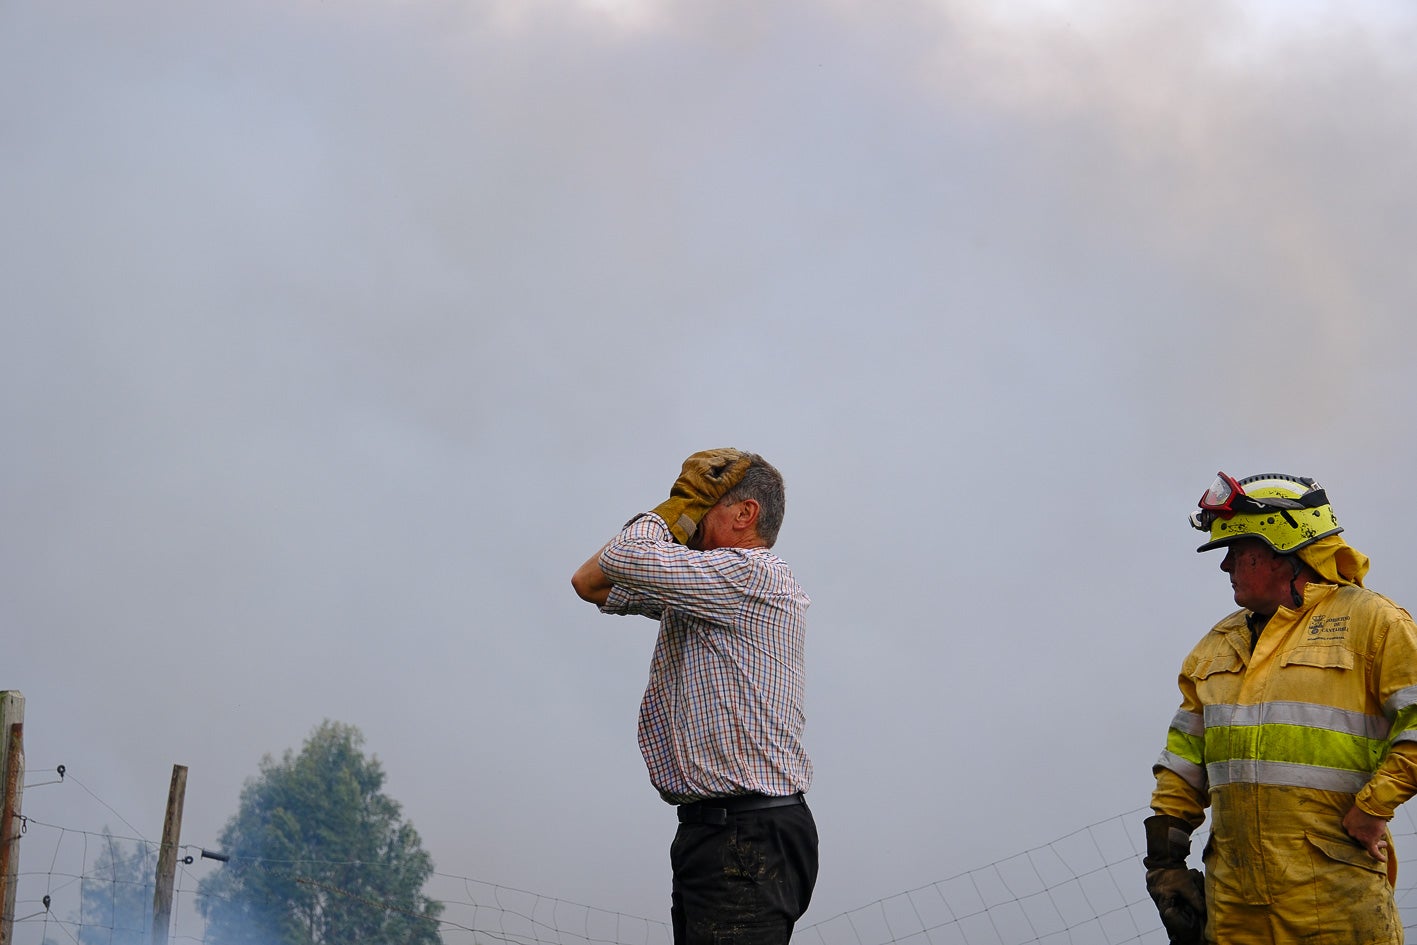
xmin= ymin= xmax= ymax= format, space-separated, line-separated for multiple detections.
xmin=1220 ymin=538 xmax=1294 ymax=616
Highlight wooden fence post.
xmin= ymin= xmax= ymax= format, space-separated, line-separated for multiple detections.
xmin=0 ymin=691 xmax=25 ymax=945
xmin=150 ymin=764 xmax=187 ymax=945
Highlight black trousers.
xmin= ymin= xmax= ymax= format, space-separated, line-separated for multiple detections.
xmin=670 ymin=801 xmax=819 ymax=945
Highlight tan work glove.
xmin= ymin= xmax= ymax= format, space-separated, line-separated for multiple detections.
xmin=1143 ymin=815 xmax=1206 ymax=945
xmin=650 ymin=448 xmax=753 ymax=544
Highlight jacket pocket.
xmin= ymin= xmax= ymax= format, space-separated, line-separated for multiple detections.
xmin=1305 ymin=831 xmax=1388 ymax=875
xmin=1282 ymin=644 xmax=1354 ymax=670
xmin=1191 ymin=650 xmax=1243 ymax=680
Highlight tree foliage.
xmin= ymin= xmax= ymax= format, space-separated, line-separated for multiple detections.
xmin=70 ymin=830 xmax=155 ymax=945
xmin=197 ymin=721 xmax=443 ymax=945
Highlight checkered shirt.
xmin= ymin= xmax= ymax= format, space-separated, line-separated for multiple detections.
xmin=598 ymin=513 xmax=813 ymax=804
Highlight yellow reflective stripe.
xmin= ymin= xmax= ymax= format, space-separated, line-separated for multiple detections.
xmin=1158 ymin=709 xmax=1206 ymax=791
xmin=1392 ymin=700 xmax=1417 ymax=725
xmin=1387 ymin=701 xmax=1417 ymax=743
xmin=1166 ymin=726 xmax=1204 ymax=765
xmin=1204 ymin=701 xmax=1389 ymax=739
xmin=1156 ymin=750 xmax=1207 ymax=792
xmin=1207 ymin=759 xmax=1370 ymax=793
xmin=1204 ymin=722 xmax=1383 ymax=773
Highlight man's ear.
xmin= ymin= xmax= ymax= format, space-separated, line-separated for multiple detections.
xmin=734 ymin=498 xmax=761 ymax=531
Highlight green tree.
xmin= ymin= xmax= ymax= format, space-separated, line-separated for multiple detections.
xmin=197 ymin=721 xmax=443 ymax=945
xmin=72 ymin=830 xmax=155 ymax=945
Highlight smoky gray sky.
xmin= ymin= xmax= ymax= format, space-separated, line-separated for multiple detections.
xmin=5 ymin=0 xmax=1417 ymax=930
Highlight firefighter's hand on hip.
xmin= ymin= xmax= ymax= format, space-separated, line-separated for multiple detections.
xmin=1342 ymin=805 xmax=1390 ymax=861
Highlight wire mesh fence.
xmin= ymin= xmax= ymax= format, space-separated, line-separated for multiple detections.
xmin=798 ymin=801 xmax=1417 ymax=945
xmin=11 ymin=774 xmax=1417 ymax=945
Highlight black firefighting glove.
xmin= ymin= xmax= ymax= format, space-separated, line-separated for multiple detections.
xmin=650 ymin=448 xmax=753 ymax=545
xmin=1143 ymin=814 xmax=1206 ymax=945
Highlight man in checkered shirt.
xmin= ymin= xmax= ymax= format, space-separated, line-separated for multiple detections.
xmin=573 ymin=448 xmax=818 ymax=945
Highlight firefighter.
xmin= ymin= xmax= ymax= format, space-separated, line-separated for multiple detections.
xmin=1146 ymin=472 xmax=1417 ymax=944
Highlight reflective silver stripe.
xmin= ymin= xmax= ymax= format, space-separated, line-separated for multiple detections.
xmin=1207 ymin=759 xmax=1370 ymax=793
xmin=1157 ymin=751 xmax=1207 ymax=792
xmin=1169 ymin=709 xmax=1204 ymax=737
xmin=1393 ymin=730 xmax=1417 ymax=746
xmin=1384 ymin=684 xmax=1417 ymax=717
xmin=1203 ymin=701 xmax=1388 ymax=739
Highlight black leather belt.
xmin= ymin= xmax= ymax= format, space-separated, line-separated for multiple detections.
xmin=677 ymin=792 xmax=806 ymax=826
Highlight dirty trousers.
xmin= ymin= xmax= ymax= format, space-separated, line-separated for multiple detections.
xmin=670 ymin=801 xmax=819 ymax=945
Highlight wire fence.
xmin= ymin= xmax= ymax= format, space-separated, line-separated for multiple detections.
xmin=11 ymin=770 xmax=1417 ymax=945
xmin=801 ymin=801 xmax=1417 ymax=945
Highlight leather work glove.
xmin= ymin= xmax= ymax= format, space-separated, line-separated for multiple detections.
xmin=650 ymin=448 xmax=753 ymax=544
xmin=1143 ymin=814 xmax=1207 ymax=945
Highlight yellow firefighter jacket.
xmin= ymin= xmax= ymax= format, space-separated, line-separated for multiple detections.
xmin=1152 ymin=580 xmax=1417 ymax=944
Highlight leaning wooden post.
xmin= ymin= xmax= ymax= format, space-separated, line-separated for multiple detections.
xmin=150 ymin=764 xmax=187 ymax=945
xmin=0 ymin=691 xmax=25 ymax=945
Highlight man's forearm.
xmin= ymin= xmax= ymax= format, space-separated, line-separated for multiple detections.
xmin=571 ymin=542 xmax=614 ymax=605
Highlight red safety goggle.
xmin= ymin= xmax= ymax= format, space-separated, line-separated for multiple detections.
xmin=1198 ymin=471 xmax=1250 ymax=517
xmin=1192 ymin=471 xmax=1319 ymax=530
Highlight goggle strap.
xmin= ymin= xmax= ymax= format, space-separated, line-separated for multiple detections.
xmin=1233 ymin=488 xmax=1329 ymax=514
xmin=1189 ymin=490 xmax=1331 ymax=533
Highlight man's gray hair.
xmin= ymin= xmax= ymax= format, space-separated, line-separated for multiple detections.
xmin=720 ymin=453 xmax=786 ymax=547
